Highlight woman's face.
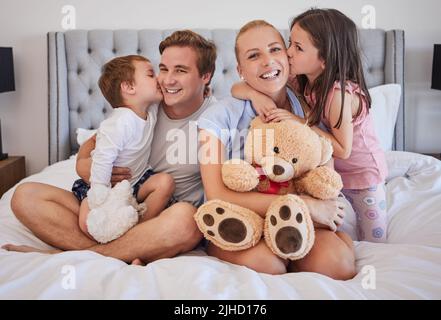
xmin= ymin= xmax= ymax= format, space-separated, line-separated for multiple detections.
xmin=236 ymin=26 xmax=289 ymax=99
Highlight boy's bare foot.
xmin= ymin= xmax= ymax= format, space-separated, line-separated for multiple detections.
xmin=1 ymin=244 xmax=61 ymax=254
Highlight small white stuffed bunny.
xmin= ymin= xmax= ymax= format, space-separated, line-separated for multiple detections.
xmin=86 ymin=180 xmax=146 ymax=244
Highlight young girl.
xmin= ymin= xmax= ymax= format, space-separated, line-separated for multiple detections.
xmin=233 ymin=9 xmax=388 ymax=243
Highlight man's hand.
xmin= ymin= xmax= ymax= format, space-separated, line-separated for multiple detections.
xmin=76 ymin=136 xmax=97 ymax=183
xmin=110 ymin=167 xmax=131 ymax=186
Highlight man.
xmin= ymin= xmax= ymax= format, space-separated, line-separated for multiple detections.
xmin=4 ymin=30 xmax=217 ymax=265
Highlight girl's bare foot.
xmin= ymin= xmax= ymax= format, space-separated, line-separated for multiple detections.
xmin=1 ymin=244 xmax=61 ymax=254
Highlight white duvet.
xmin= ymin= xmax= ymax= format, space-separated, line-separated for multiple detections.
xmin=0 ymin=151 xmax=440 ymax=299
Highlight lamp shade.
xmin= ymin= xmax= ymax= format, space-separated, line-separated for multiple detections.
xmin=432 ymin=44 xmax=441 ymax=90
xmin=0 ymin=47 xmax=15 ymax=93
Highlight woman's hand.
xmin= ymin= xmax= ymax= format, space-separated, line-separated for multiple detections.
xmin=266 ymin=108 xmax=305 ymax=123
xmin=300 ymin=195 xmax=345 ymax=232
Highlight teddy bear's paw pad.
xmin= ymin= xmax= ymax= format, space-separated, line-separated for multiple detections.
xmin=264 ymin=195 xmax=315 ymax=260
xmin=194 ymin=200 xmax=263 ymax=251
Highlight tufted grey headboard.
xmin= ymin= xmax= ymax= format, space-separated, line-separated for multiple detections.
xmin=47 ymin=29 xmax=404 ymax=164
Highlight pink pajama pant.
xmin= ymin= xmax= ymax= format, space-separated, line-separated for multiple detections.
xmin=342 ymin=184 xmax=387 ymax=243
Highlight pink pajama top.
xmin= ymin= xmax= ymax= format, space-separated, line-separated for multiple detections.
xmin=304 ymin=81 xmax=388 ymax=190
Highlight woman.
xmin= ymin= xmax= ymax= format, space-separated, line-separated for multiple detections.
xmin=197 ymin=20 xmax=356 ymax=279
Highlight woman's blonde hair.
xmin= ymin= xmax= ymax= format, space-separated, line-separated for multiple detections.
xmin=234 ymin=20 xmax=283 ymax=62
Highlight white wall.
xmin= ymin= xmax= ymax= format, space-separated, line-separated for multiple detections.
xmin=1 ymin=0 xmax=440 ymax=175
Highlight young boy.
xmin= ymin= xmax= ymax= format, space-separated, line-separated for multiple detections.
xmin=72 ymin=55 xmax=175 ymax=241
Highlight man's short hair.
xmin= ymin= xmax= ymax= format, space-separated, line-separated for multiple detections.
xmin=98 ymin=55 xmax=149 ymax=108
xmin=159 ymin=30 xmax=217 ymax=94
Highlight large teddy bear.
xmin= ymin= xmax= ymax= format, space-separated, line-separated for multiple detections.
xmin=194 ymin=118 xmax=343 ymax=260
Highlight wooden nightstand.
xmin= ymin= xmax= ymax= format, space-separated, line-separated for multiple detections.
xmin=0 ymin=156 xmax=26 ymax=198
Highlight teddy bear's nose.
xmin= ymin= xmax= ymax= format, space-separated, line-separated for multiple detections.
xmin=273 ymin=165 xmax=285 ymax=176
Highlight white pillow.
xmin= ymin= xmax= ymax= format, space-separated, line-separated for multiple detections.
xmin=368 ymin=84 xmax=402 ymax=151
xmin=76 ymin=128 xmax=97 ymax=146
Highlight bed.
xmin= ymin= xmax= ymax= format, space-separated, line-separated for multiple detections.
xmin=1 ymin=28 xmax=440 ymax=299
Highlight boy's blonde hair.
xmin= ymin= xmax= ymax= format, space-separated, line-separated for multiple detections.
xmin=234 ymin=20 xmax=283 ymax=62
xmin=98 ymin=55 xmax=150 ymax=108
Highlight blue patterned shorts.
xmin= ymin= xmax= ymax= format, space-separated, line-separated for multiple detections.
xmin=72 ymin=169 xmax=155 ymax=202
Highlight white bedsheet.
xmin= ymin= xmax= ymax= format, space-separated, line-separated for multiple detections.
xmin=0 ymin=151 xmax=440 ymax=299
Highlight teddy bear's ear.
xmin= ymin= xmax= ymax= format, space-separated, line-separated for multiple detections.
xmin=319 ymin=136 xmax=334 ymax=165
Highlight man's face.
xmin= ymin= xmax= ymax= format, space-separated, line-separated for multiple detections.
xmin=158 ymin=46 xmax=210 ymax=108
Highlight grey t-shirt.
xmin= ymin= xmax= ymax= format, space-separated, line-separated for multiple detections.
xmin=149 ymin=96 xmax=216 ymax=207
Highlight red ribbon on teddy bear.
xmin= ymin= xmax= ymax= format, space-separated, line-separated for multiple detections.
xmin=255 ymin=165 xmax=290 ymax=194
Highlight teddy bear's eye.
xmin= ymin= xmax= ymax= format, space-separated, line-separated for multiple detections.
xmin=273 ymin=147 xmax=280 ymax=154
xmin=292 ymin=158 xmax=298 ymax=164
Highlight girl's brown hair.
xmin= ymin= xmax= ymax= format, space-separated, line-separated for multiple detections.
xmin=291 ymin=8 xmax=371 ymax=128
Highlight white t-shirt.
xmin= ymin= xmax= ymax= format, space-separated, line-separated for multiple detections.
xmin=90 ymin=105 xmax=158 ymax=187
